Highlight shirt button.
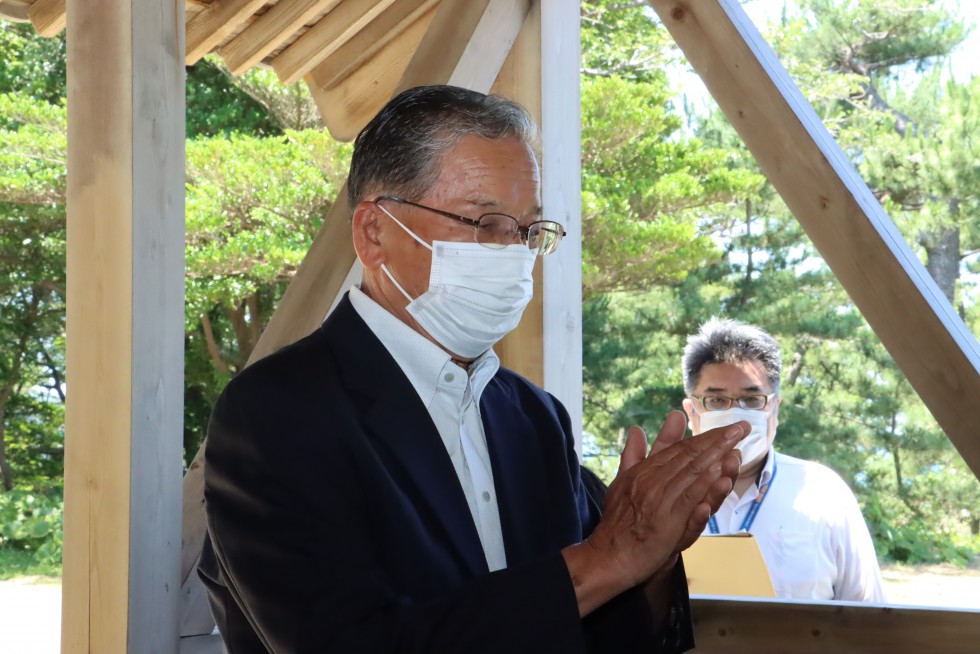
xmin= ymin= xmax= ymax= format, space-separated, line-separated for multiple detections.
xmin=444 ymin=373 xmax=455 ymax=383
xmin=482 ymin=491 xmax=491 ymax=502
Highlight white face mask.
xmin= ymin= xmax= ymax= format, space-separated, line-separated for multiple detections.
xmin=377 ymin=204 xmax=535 ymax=358
xmin=694 ymin=407 xmax=772 ymax=469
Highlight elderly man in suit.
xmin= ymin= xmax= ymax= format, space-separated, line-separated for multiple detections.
xmin=199 ymin=84 xmax=744 ymax=653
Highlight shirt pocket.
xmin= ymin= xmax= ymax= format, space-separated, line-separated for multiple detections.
xmin=765 ymin=527 xmax=829 ymax=600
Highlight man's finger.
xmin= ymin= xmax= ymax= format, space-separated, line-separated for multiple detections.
xmin=643 ymin=420 xmax=746 ymax=471
xmin=649 ymin=410 xmax=687 ymax=457
xmin=618 ymin=425 xmax=648 ymax=475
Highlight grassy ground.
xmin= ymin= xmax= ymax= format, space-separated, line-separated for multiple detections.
xmin=0 ymin=549 xmax=60 ymax=581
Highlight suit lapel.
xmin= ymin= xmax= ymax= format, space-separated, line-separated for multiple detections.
xmin=323 ymin=296 xmax=488 ymax=576
xmin=481 ymin=380 xmax=551 ymax=564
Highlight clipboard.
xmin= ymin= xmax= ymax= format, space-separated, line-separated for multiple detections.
xmin=684 ymin=533 xmax=776 ymax=597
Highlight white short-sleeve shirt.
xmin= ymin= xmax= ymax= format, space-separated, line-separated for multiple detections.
xmin=705 ymin=449 xmax=885 ymax=602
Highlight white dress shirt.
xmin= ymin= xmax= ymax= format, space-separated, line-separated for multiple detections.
xmin=705 ymin=449 xmax=885 ymax=602
xmin=349 ymin=286 xmax=507 ymax=571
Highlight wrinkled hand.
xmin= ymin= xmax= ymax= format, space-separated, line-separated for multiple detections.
xmin=585 ymin=410 xmax=742 ymax=589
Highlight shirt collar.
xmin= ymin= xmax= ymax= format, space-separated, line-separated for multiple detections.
xmin=348 ymin=285 xmax=500 ymax=407
xmin=759 ymin=446 xmax=777 ymax=486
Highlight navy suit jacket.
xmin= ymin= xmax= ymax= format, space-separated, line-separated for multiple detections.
xmin=199 ymin=295 xmax=693 ymax=653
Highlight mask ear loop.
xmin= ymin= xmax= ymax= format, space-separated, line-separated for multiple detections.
xmin=375 ymin=202 xmax=431 ymax=303
xmin=376 ymin=202 xmax=433 ymax=250
xmin=380 ymin=263 xmax=413 ymax=303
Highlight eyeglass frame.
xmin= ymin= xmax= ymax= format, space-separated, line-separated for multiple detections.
xmin=687 ymin=393 xmax=777 ymax=412
xmin=373 ymin=195 xmax=567 ymax=255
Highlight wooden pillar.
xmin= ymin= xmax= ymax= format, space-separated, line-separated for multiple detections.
xmin=541 ymin=0 xmax=583 ymax=450
xmin=493 ymin=3 xmax=544 ymax=386
xmin=493 ymin=0 xmax=583 ymax=453
xmin=63 ymin=0 xmax=185 ymax=651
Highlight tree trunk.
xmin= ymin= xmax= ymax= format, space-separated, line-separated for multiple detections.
xmin=919 ymin=225 xmax=960 ymax=306
xmin=0 ymin=403 xmax=14 ymax=491
xmin=891 ymin=442 xmax=904 ymax=498
xmin=784 ymin=339 xmax=808 ymax=388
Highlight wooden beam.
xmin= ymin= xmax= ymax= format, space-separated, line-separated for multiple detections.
xmin=272 ymin=0 xmax=398 ymax=86
xmin=64 ymin=0 xmax=185 ymax=652
xmin=648 ymin=0 xmax=980 ymax=478
xmin=180 ymin=0 xmax=533 ymax=634
xmin=185 ymin=0 xmax=266 ymax=66
xmin=690 ymin=597 xmax=980 ymax=653
xmin=539 ymin=0 xmax=583 ymax=450
xmin=308 ymin=0 xmax=533 ymax=142
xmin=492 ymin=3 xmax=544 ymax=386
xmin=0 ymin=0 xmax=30 ymax=22
xmin=306 ymin=0 xmax=439 ymax=93
xmin=219 ymin=0 xmax=342 ymax=76
xmin=307 ymin=5 xmax=437 ymax=142
xmin=27 ymin=0 xmax=64 ymax=37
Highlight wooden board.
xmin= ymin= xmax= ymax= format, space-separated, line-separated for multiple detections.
xmin=272 ymin=0 xmax=399 ymax=86
xmin=540 ymin=0 xmax=584 ymax=450
xmin=219 ymin=0 xmax=341 ymax=75
xmin=26 ymin=0 xmax=64 ymax=37
xmin=492 ymin=1 xmax=544 ymax=386
xmin=186 ymin=0 xmax=267 ymax=65
xmin=64 ymin=1 xmax=185 ymax=651
xmin=690 ymin=597 xmax=980 ymax=653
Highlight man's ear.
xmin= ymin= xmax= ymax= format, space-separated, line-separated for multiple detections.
xmin=352 ymin=200 xmax=385 ymax=269
xmin=681 ymin=397 xmax=701 ymax=434
xmin=681 ymin=397 xmax=695 ymax=420
xmin=770 ymin=395 xmax=781 ymax=435
xmin=681 ymin=397 xmax=697 ymax=435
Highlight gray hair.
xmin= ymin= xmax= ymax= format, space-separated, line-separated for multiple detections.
xmin=347 ymin=85 xmax=539 ymax=211
xmin=682 ymin=318 xmax=782 ymax=394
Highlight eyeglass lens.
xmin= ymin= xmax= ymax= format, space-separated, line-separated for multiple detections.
xmin=700 ymin=395 xmax=769 ymax=411
xmin=475 ymin=214 xmax=564 ymax=255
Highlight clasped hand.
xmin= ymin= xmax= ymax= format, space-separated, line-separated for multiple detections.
xmin=586 ymin=410 xmax=743 ymax=590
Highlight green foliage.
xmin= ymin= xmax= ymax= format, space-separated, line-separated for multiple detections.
xmin=792 ymin=0 xmax=966 ymax=78
xmin=0 ymin=487 xmax=62 ymax=568
xmin=581 ymin=75 xmax=763 ymax=295
xmin=581 ymin=1 xmax=676 ymax=82
xmin=0 ymin=546 xmax=60 ymax=579
xmin=0 ymin=92 xmax=66 ymax=204
xmin=186 ymin=58 xmax=282 ymax=138
xmin=0 ymin=22 xmax=65 ymax=101
xmin=182 ymin=130 xmax=350 ymax=457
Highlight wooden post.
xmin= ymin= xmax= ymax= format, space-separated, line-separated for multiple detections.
xmin=540 ymin=0 xmax=583 ymax=452
xmin=493 ymin=2 xmax=544 ymax=387
xmin=63 ymin=0 xmax=185 ymax=651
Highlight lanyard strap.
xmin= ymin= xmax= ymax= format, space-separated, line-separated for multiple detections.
xmin=708 ymin=455 xmax=778 ymax=534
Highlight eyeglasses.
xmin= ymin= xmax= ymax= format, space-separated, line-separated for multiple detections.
xmin=374 ymin=196 xmax=566 ymax=256
xmin=689 ymin=393 xmax=776 ymax=412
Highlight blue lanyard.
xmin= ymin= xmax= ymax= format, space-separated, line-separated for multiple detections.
xmin=708 ymin=456 xmax=777 ymax=534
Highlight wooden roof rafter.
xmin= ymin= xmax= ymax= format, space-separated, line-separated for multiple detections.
xmin=5 ymin=0 xmax=502 ymax=143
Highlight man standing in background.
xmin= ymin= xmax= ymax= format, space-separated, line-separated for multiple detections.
xmin=682 ymin=318 xmax=885 ymax=601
